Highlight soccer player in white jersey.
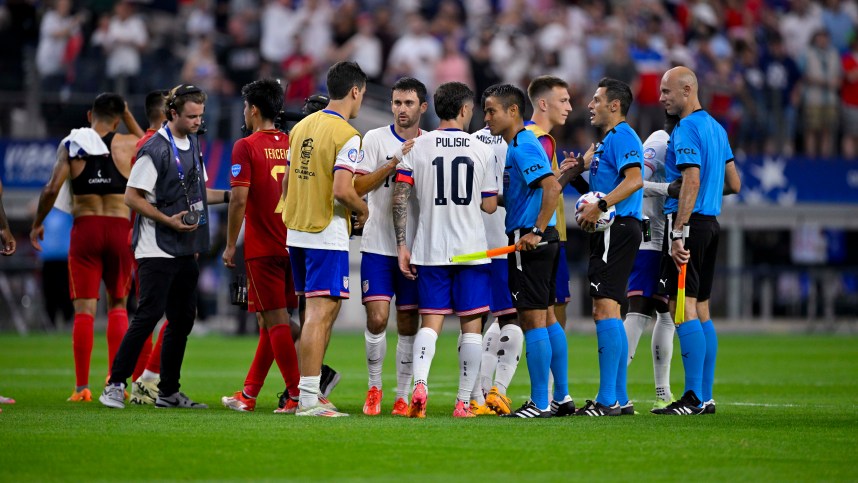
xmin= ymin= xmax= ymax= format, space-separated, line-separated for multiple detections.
xmin=623 ymin=113 xmax=679 ymax=410
xmin=470 ymin=121 xmax=524 ymax=416
xmin=393 ymin=81 xmax=498 ymax=418
xmin=353 ymin=77 xmax=427 ymax=416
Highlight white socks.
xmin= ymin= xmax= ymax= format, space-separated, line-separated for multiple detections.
xmin=624 ymin=312 xmax=652 ymax=366
xmin=412 ymin=327 xmax=438 ymax=388
xmin=365 ymin=329 xmax=386 ymax=389
xmin=395 ymin=334 xmax=414 ymax=400
xmin=494 ymin=324 xmax=524 ymax=394
xmin=458 ymin=333 xmax=482 ymax=403
xmin=298 ymin=375 xmax=321 ymax=408
xmin=140 ymin=369 xmax=159 ymax=382
xmin=652 ymin=311 xmax=675 ymax=399
xmin=480 ymin=321 xmax=501 ymax=395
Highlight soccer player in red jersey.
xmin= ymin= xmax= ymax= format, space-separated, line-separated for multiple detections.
xmin=30 ymin=93 xmax=143 ymax=402
xmin=221 ymin=78 xmax=302 ymax=413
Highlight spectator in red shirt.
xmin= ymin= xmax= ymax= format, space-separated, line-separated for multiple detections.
xmin=841 ymin=36 xmax=858 ymax=158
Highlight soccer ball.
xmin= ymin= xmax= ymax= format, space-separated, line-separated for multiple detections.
xmin=575 ymin=191 xmax=615 ymax=233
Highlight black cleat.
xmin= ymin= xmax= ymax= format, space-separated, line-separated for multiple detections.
xmin=550 ymin=397 xmax=576 ymax=417
xmin=277 ymin=390 xmax=289 ymax=410
xmin=573 ymin=399 xmax=621 ymax=416
xmin=320 ymin=364 xmax=341 ymax=398
xmin=502 ymin=400 xmax=552 ymax=418
xmin=620 ymin=402 xmax=635 ymax=415
xmin=702 ymin=399 xmax=716 ymax=414
xmin=651 ymin=390 xmax=704 ymax=415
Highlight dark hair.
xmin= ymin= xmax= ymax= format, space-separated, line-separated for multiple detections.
xmin=326 ymin=61 xmax=367 ymax=100
xmin=482 ymin=83 xmax=526 ymax=117
xmin=433 ymin=82 xmax=474 ymax=121
xmin=392 ymin=77 xmax=428 ymax=105
xmin=241 ymin=78 xmax=284 ymax=121
xmin=527 ymin=75 xmax=568 ymax=104
xmin=144 ymin=90 xmax=168 ymax=122
xmin=597 ymin=77 xmax=633 ymax=116
xmin=91 ymin=93 xmax=126 ymax=120
xmin=166 ymin=84 xmax=207 ymax=120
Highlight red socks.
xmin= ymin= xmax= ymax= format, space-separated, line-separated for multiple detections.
xmin=269 ymin=324 xmax=300 ymax=398
xmin=132 ymin=333 xmax=153 ymax=381
xmin=243 ymin=327 xmax=274 ymax=398
xmin=146 ymin=321 xmax=167 ymax=374
xmin=72 ymin=313 xmax=95 ymax=388
xmin=106 ymin=309 xmax=128 ymax=374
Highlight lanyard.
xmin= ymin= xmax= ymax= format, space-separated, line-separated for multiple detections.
xmin=164 ymin=125 xmax=198 ymax=207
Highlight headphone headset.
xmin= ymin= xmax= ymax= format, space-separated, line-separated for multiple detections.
xmin=301 ymin=94 xmax=330 ymax=116
xmin=165 ymin=84 xmax=203 ymax=121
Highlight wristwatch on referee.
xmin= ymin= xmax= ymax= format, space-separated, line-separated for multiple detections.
xmin=530 ymin=226 xmax=544 ymax=238
xmin=669 ymin=229 xmax=684 ymax=241
xmin=597 ymin=199 xmax=608 ymax=212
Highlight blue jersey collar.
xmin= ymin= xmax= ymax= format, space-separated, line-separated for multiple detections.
xmin=322 ymin=109 xmax=345 ymax=120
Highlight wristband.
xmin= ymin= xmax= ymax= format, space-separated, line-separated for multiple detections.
xmin=597 ymin=199 xmax=608 ymax=212
xmin=224 ymin=191 xmax=231 ymax=203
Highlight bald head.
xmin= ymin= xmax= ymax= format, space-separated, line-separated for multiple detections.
xmin=659 ymin=66 xmax=701 ymax=118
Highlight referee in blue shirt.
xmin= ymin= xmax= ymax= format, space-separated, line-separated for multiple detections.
xmin=653 ymin=66 xmax=741 ymax=416
xmin=483 ymin=84 xmax=567 ymax=419
xmin=574 ymin=78 xmax=644 ymax=417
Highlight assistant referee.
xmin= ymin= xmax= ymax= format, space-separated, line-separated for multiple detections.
xmin=483 ymin=84 xmax=567 ymax=419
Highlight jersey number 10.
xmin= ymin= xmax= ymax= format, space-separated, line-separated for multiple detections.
xmin=431 ymin=156 xmax=474 ymax=206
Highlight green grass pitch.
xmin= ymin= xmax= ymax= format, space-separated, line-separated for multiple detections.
xmin=1 ymin=330 xmax=856 ymax=481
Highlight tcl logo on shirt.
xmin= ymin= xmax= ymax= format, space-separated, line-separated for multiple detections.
xmin=523 ymin=163 xmax=544 ymax=175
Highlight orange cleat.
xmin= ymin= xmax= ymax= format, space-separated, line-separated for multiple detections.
xmin=363 ymin=386 xmax=382 ymax=416
xmin=67 ymin=388 xmax=92 ymax=402
xmin=453 ymin=400 xmax=476 ymax=418
xmin=407 ymin=382 xmax=427 ymax=418
xmin=391 ymin=397 xmax=408 ymax=416
xmin=470 ymin=400 xmax=497 ymax=416
xmin=221 ymin=391 xmax=256 ymax=412
xmin=485 ymin=386 xmax=512 ymax=415
xmin=274 ymin=396 xmax=298 ymax=414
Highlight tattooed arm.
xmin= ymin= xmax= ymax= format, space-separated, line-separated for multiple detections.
xmin=393 ymin=181 xmax=417 ymax=280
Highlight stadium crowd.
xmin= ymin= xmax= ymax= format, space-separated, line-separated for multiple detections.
xmin=0 ymin=0 xmax=856 ymax=158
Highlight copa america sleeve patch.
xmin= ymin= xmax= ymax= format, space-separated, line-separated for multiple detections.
xmin=231 ymin=164 xmax=241 ymax=177
xmin=644 ymin=147 xmax=656 ymax=160
xmin=348 ymin=148 xmax=358 ymax=162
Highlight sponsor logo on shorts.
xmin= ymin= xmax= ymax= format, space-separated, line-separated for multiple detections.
xmin=590 ymin=282 xmax=600 ymax=291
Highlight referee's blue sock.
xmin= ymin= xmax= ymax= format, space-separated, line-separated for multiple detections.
xmin=525 ymin=327 xmax=551 ymax=410
xmin=613 ymin=318 xmax=629 ymax=406
xmin=701 ymin=320 xmax=718 ymax=402
xmin=676 ymin=319 xmax=705 ymax=405
xmin=595 ymin=318 xmax=620 ymax=407
xmin=546 ymin=322 xmax=569 ymax=401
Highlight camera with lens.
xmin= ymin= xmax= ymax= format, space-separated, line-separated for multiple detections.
xmin=182 ymin=210 xmax=202 ymax=226
xmin=230 ymin=274 xmax=248 ymax=309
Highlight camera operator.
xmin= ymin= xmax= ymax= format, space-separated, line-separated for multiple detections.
xmin=100 ymin=84 xmax=229 ymax=409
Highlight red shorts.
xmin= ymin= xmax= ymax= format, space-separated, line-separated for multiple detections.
xmin=68 ymin=216 xmax=133 ymax=300
xmin=246 ymin=256 xmax=298 ymax=312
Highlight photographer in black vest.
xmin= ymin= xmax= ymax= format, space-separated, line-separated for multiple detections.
xmin=100 ymin=84 xmax=229 ymax=409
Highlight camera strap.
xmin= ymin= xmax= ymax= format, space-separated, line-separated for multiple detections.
xmin=164 ymin=125 xmax=199 ymax=210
